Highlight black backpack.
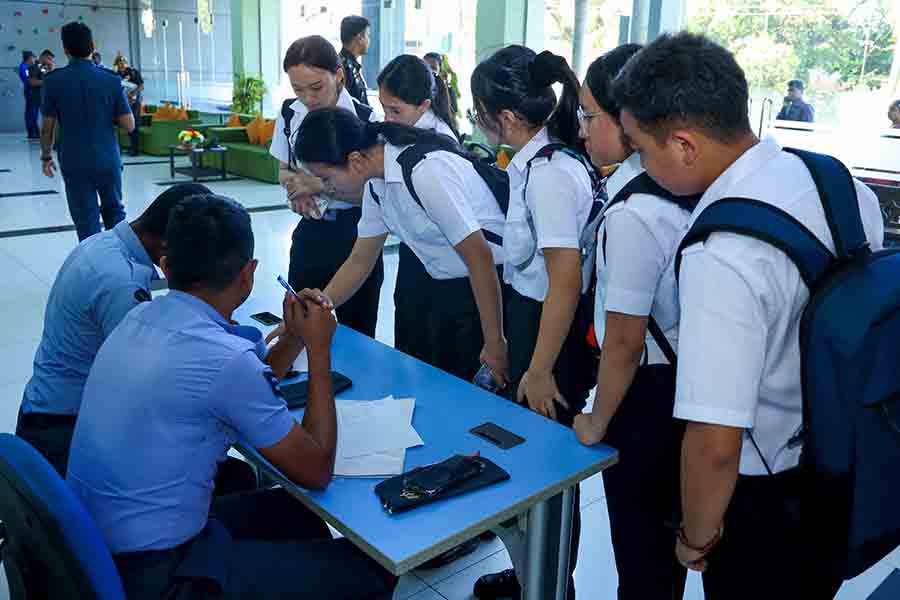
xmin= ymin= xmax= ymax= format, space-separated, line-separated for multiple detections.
xmin=280 ymin=97 xmax=374 ymax=167
xmin=597 ymin=171 xmax=702 ymax=365
xmin=675 ymin=147 xmax=900 ymax=579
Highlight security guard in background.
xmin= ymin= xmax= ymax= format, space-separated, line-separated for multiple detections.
xmin=339 ymin=15 xmax=371 ymax=107
xmin=16 ymin=183 xmax=208 ymax=477
xmin=614 ymin=32 xmax=883 ymax=599
xmin=271 ymin=35 xmax=383 ymax=338
xmin=67 ymin=194 xmax=398 ymax=600
xmin=40 ymin=22 xmax=134 ymax=242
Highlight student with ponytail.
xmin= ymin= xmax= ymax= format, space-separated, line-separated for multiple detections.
xmin=377 ymin=54 xmax=459 ymax=141
xmin=294 ymin=109 xmax=509 ymax=385
xmin=270 ymin=35 xmax=384 ymax=340
xmin=574 ymin=43 xmax=693 ymax=600
xmin=470 ymin=45 xmax=600 ymax=600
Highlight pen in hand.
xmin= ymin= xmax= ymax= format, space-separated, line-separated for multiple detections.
xmin=277 ymin=275 xmax=308 ymax=315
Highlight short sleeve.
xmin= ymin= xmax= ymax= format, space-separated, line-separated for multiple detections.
xmin=114 ymin=86 xmax=131 ymax=117
xmin=526 ymin=165 xmax=582 ymax=250
xmin=673 ymin=238 xmax=768 ymax=428
xmin=209 ymin=351 xmax=295 ymax=449
xmin=94 ymin=282 xmax=147 ymax=339
xmin=41 ymin=76 xmax=57 ymax=118
xmin=358 ymin=182 xmax=389 ymax=238
xmin=269 ymin=111 xmax=290 ymax=163
xmin=412 ymin=157 xmax=480 ymax=247
xmin=602 ymin=207 xmax=667 ymax=316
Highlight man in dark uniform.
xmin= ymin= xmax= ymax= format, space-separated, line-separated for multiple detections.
xmin=19 ymin=51 xmax=40 ymax=140
xmin=40 ymin=22 xmax=134 ymax=242
xmin=339 ymin=15 xmax=371 ymax=106
xmin=116 ymin=56 xmax=145 ymax=156
xmin=776 ymin=79 xmax=815 ymax=123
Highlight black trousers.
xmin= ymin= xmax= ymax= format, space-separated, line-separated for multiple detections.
xmin=129 ymin=102 xmax=141 ymax=154
xmin=394 ymin=243 xmax=485 ymax=381
xmin=15 ymin=409 xmax=257 ymax=493
xmin=288 ymin=208 xmax=383 ymax=338
xmin=503 ymin=287 xmax=597 ymax=594
xmin=114 ymin=489 xmax=397 ymax=600
xmin=702 ymin=468 xmax=843 ymax=600
xmin=602 ymin=364 xmax=686 ymax=600
xmin=25 ymin=93 xmax=40 ymax=138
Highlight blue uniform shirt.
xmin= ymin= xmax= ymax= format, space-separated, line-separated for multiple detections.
xmin=22 ymin=221 xmax=157 ymax=417
xmin=41 ymin=58 xmax=131 ymax=172
xmin=67 ymin=291 xmax=293 ymax=554
xmin=18 ymin=62 xmax=29 ymax=88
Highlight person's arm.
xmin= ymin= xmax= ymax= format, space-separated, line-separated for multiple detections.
xmin=40 ymin=116 xmax=57 ymax=177
xmin=676 ymin=422 xmax=742 ymax=571
xmin=264 ymin=332 xmax=305 ymax=379
xmin=114 ymin=87 xmax=135 ymax=132
xmin=518 ymin=247 xmax=582 ymax=419
xmin=454 ymin=232 xmax=508 ymax=383
xmin=258 ymin=295 xmax=337 ymax=489
xmin=575 ymin=312 xmax=647 ymax=444
xmin=306 ymin=234 xmax=386 ymax=308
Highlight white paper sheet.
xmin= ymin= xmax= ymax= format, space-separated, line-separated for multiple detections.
xmin=336 ymin=397 xmax=423 ymax=459
xmin=334 ymin=448 xmax=406 ymax=478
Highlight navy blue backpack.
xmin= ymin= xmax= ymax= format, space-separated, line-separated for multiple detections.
xmin=676 ymin=147 xmax=900 ymax=579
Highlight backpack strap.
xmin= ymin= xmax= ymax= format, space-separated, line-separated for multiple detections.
xmin=675 ymin=198 xmax=834 ymax=290
xmin=281 ymin=99 xmax=296 ymax=168
xmin=352 ymin=99 xmax=374 ymax=123
xmin=394 ymin=144 xmax=506 ymax=248
xmin=647 ymin=316 xmax=677 ymax=367
xmin=782 ymin=147 xmax=869 ymax=260
xmin=368 ymin=182 xmax=381 ymax=206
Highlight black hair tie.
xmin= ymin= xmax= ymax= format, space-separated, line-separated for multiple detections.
xmin=529 ymin=51 xmax=565 ymax=88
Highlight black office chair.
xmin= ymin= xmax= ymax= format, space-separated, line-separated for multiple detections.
xmin=0 ymin=433 xmax=126 ymax=600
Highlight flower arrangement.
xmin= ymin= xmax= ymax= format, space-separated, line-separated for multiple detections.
xmin=177 ymin=129 xmax=205 ymax=147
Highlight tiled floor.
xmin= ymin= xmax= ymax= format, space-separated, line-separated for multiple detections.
xmin=0 ymin=134 xmax=897 ymax=599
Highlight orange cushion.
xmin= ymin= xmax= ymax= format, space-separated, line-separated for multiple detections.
xmin=177 ymin=108 xmax=189 ymax=121
xmin=246 ymin=115 xmax=265 ymax=145
xmin=226 ymin=113 xmax=242 ymax=127
xmin=258 ymin=119 xmax=276 ymax=146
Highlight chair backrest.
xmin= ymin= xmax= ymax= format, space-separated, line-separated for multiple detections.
xmin=0 ymin=434 xmax=126 ymax=600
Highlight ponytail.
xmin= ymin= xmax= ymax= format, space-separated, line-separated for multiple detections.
xmin=295 ymin=108 xmax=458 ymax=166
xmin=431 ymin=75 xmax=461 ymax=141
xmin=472 ymin=46 xmax=581 ymax=147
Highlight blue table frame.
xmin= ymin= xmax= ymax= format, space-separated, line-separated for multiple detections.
xmin=233 ymin=296 xmax=618 ymax=600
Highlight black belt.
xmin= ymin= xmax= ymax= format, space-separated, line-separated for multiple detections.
xmin=18 ymin=411 xmax=77 ymax=429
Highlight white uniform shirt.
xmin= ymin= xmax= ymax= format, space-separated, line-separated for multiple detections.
xmin=674 ymin=136 xmax=884 ymax=475
xmin=594 ymin=153 xmax=690 ymax=365
xmin=503 ymin=127 xmax=595 ymax=301
xmin=270 ymin=87 xmax=380 ymax=211
xmin=414 ymin=109 xmax=457 ymax=142
xmin=358 ymin=143 xmax=505 ymax=280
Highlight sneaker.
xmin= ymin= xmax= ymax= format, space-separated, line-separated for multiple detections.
xmin=418 ymin=537 xmax=481 ymax=569
xmin=473 ymin=568 xmax=520 ymax=599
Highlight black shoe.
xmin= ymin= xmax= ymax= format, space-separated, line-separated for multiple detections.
xmin=128 ymin=151 xmax=140 ymax=157
xmin=419 ymin=537 xmax=481 ymax=569
xmin=474 ymin=568 xmax=520 ymax=599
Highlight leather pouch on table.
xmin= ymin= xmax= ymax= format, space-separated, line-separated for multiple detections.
xmin=375 ymin=454 xmax=510 ymax=514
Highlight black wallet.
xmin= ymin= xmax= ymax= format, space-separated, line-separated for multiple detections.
xmin=279 ymin=371 xmax=353 ymax=409
xmin=375 ymin=455 xmax=510 ymax=514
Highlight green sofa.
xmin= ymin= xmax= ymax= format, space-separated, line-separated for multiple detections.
xmin=203 ymin=124 xmax=280 ymax=184
xmin=118 ymin=105 xmax=203 ymax=156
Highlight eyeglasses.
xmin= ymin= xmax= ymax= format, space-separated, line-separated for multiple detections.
xmin=578 ymin=107 xmax=603 ymax=125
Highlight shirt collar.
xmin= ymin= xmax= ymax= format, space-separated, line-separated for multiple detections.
xmin=113 ymin=221 xmax=154 ymax=270
xmin=68 ymin=58 xmax=93 ymax=68
xmin=382 ymin=143 xmax=406 ymax=184
xmin=605 ymin=152 xmax=645 ymax=200
xmin=340 ymin=48 xmax=361 ymax=68
xmin=508 ymin=127 xmax=553 ymax=181
xmin=691 ymin=135 xmax=782 ymax=224
xmin=166 ymin=290 xmax=264 ymax=346
xmin=414 ymin=110 xmax=438 ymax=130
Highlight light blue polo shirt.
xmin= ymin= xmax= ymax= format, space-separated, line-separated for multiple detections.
xmin=22 ymin=221 xmax=158 ymax=417
xmin=67 ymin=290 xmax=294 ymax=554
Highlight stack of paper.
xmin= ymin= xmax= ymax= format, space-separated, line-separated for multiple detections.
xmin=334 ymin=396 xmax=423 ymax=478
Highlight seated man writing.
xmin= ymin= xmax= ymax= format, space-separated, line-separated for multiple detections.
xmin=67 ymin=193 xmax=397 ymax=599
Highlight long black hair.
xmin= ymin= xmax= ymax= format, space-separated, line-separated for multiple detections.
xmin=377 ymin=55 xmax=460 ymax=142
xmin=295 ymin=107 xmax=459 ymax=166
xmin=584 ymin=44 xmax=643 ymax=121
xmin=471 ymin=46 xmax=581 ymax=147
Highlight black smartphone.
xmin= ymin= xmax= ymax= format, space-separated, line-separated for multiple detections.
xmin=280 ymin=372 xmax=353 ymax=409
xmin=250 ymin=311 xmax=282 ymax=327
xmin=470 ymin=422 xmax=525 ymax=450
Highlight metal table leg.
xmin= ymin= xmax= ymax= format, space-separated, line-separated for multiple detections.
xmin=522 ymin=487 xmax=576 ymax=600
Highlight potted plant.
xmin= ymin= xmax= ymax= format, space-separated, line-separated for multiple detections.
xmin=177 ymin=129 xmax=205 ymax=150
xmin=232 ymin=74 xmax=267 ymax=115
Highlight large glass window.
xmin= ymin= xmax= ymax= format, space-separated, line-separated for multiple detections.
xmin=545 ymin=0 xmax=633 ymax=77
xmin=686 ymin=0 xmax=898 ymax=132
